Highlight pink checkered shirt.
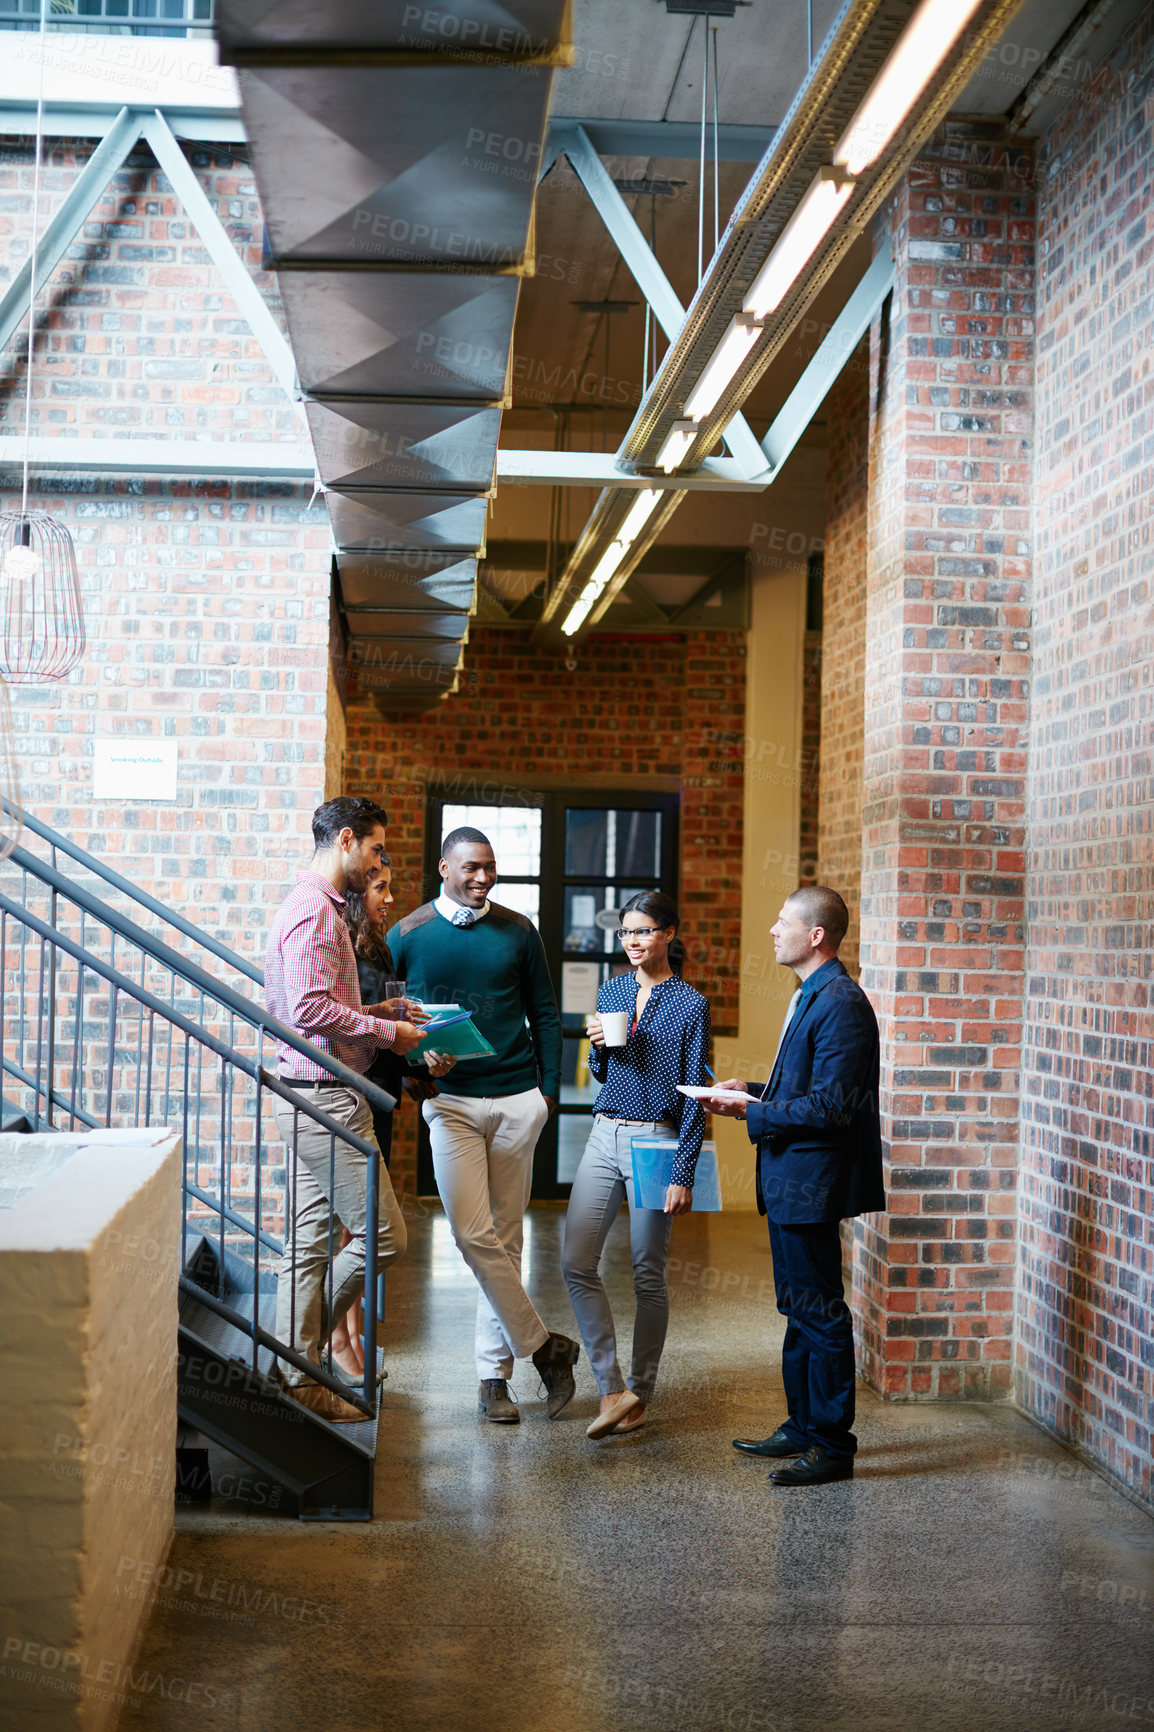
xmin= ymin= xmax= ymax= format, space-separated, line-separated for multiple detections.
xmin=265 ymin=871 xmax=397 ymax=1080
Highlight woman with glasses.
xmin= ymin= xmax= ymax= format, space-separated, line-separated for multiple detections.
xmin=562 ymin=890 xmax=711 ymax=1438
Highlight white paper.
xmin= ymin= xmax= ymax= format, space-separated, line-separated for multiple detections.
xmin=677 ymin=1084 xmax=757 ymax=1104
xmin=562 ymin=961 xmax=601 ymax=1015
xmin=93 ymin=740 xmax=178 ymax=802
xmin=570 ymin=894 xmax=596 ymax=929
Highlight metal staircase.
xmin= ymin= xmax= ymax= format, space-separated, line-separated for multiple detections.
xmin=0 ymin=803 xmax=395 ymax=1520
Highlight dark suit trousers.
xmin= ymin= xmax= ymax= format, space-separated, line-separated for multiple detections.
xmin=766 ymin=1210 xmax=857 ymax=1458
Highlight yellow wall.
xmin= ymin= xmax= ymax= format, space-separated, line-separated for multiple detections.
xmin=711 ymin=448 xmax=821 ymax=1208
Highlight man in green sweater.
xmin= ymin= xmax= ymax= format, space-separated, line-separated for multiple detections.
xmin=390 ymin=825 xmax=579 ymax=1423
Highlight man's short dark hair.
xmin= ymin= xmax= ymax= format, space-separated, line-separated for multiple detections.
xmin=312 ymin=796 xmax=389 ymax=851
xmin=441 ymin=825 xmax=492 ymax=859
xmin=787 ymin=885 xmax=849 ymax=951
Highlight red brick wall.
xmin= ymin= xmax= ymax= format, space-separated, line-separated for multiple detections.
xmin=1018 ymin=7 xmax=1154 ymax=1504
xmin=817 ymin=336 xmax=871 ymax=979
xmin=343 ymin=626 xmax=746 ymax=1195
xmin=0 ymin=138 xmax=332 ymax=965
xmin=855 ymin=122 xmax=1035 ymax=1400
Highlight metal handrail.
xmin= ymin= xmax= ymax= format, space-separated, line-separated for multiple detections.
xmin=0 ymin=892 xmax=393 ymax=1138
xmin=1 ymin=891 xmax=383 ymax=1412
xmin=2 ymin=835 xmax=397 ymax=1117
xmin=1 ymin=796 xmax=261 ymax=987
xmin=176 ymin=1277 xmax=372 ymax=1418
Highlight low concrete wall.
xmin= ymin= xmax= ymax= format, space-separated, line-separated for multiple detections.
xmin=0 ymin=1128 xmax=181 ymax=1732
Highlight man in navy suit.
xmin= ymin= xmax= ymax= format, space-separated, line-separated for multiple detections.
xmin=709 ymin=886 xmax=884 ymax=1486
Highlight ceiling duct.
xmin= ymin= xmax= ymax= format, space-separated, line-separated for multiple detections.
xmin=216 ymin=0 xmax=571 ymax=707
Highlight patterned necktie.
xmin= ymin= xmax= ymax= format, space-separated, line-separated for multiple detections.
xmin=452 ymin=906 xmax=476 ymax=928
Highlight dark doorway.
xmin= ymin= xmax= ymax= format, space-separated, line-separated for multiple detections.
xmin=417 ymin=789 xmax=679 ymax=1197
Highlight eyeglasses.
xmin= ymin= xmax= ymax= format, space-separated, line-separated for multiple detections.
xmin=615 ymin=927 xmax=664 ymax=942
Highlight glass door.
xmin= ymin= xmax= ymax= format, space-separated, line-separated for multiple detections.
xmin=550 ymin=798 xmax=676 ymax=1196
xmin=418 ymin=790 xmax=678 ymax=1198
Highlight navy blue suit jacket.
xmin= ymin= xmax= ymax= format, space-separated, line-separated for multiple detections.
xmin=745 ymin=958 xmax=885 ymax=1225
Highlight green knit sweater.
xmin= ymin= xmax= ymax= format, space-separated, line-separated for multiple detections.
xmin=389 ymin=902 xmax=563 ymax=1099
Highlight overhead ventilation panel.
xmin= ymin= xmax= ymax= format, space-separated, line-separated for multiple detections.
xmin=216 ymin=0 xmax=571 ymax=709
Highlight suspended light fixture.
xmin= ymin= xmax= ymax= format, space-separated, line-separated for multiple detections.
xmin=833 ymin=0 xmax=986 ymax=177
xmin=0 ymin=512 xmax=85 ymax=681
xmin=1 ymin=0 xmax=85 ymax=685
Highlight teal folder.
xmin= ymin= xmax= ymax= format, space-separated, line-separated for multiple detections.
xmin=406 ymin=1009 xmax=496 ymax=1064
xmin=630 ymin=1138 xmax=723 ymax=1212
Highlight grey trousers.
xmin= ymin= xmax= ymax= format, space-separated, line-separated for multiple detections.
xmin=562 ymin=1116 xmax=675 ymax=1403
xmin=273 ymin=1084 xmax=407 ymax=1384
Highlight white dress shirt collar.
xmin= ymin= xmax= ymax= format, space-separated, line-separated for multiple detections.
xmin=434 ymin=890 xmax=490 ymax=924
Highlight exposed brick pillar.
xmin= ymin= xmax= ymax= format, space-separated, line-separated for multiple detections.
xmin=856 ymin=121 xmax=1035 ymax=1399
xmin=818 ymin=334 xmax=871 ymax=981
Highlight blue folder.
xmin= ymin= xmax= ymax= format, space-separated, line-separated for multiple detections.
xmin=630 ymin=1138 xmax=723 ymax=1212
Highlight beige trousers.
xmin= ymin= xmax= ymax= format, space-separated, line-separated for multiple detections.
xmin=273 ymin=1084 xmax=407 ymax=1384
xmin=422 ymin=1086 xmax=551 ymax=1379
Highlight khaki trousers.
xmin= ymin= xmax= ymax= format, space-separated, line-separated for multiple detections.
xmin=422 ymin=1086 xmax=551 ymax=1379
xmin=273 ymin=1084 xmax=407 ymax=1384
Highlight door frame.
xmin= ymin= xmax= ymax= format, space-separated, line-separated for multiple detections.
xmin=415 ymin=787 xmax=680 ymax=1198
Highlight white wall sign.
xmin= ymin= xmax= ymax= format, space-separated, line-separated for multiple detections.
xmin=93 ymin=740 xmax=179 ymax=803
xmin=562 ymin=961 xmax=601 ymax=1016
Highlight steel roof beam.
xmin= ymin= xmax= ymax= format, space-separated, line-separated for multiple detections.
xmin=0 ymin=105 xmax=141 ymax=359
xmin=0 ymin=437 xmax=313 ymax=478
xmin=556 ymin=122 xmax=765 ymax=480
xmin=758 ymin=243 xmax=894 ymax=477
xmin=495 ymin=449 xmax=764 ymax=490
xmin=139 ymin=110 xmax=299 ymax=402
xmin=549 ymin=117 xmax=776 ymax=162
xmin=0 ymin=104 xmax=246 ymax=142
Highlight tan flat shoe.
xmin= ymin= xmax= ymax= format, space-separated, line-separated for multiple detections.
xmin=287 ymin=1381 xmax=370 ymax=1425
xmin=586 ymin=1389 xmax=642 ymax=1439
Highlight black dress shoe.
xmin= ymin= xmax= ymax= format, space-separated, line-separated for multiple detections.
xmin=770 ymin=1445 xmax=854 ymax=1486
xmin=732 ymin=1428 xmax=806 ymax=1459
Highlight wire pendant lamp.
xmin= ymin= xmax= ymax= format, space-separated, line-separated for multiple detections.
xmin=0 ymin=512 xmax=84 ymax=681
xmin=2 ymin=0 xmax=85 ymax=685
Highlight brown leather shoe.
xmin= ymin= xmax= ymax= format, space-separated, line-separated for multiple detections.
xmin=478 ymin=1379 xmax=520 ymax=1423
xmin=287 ymin=1381 xmax=370 ymax=1425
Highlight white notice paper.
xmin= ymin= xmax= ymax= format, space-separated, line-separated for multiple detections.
xmin=562 ymin=961 xmax=601 ymax=1016
xmin=93 ymin=740 xmax=179 ymax=803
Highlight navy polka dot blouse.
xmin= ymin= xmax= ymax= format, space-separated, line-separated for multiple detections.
xmin=587 ymin=973 xmax=712 ymax=1187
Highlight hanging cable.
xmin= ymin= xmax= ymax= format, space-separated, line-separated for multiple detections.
xmin=21 ymin=0 xmax=49 ymax=521
xmin=697 ymin=15 xmax=707 ymax=284
xmin=712 ymin=24 xmax=720 ymax=254
xmin=808 ymin=0 xmax=814 ymax=68
xmin=0 ymin=0 xmax=85 ymax=693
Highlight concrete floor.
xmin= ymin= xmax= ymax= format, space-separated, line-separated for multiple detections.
xmin=119 ymin=1206 xmax=1153 ymax=1732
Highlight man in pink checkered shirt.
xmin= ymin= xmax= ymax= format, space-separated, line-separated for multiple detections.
xmin=266 ymin=795 xmax=424 ymax=1424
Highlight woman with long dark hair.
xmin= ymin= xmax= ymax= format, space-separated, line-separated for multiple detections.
xmin=561 ymin=890 xmax=711 ymax=1438
xmin=336 ymin=860 xmax=453 ymax=1378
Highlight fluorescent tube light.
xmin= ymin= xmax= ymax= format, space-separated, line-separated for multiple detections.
xmin=834 ymin=0 xmax=985 ymax=176
xmin=656 ymin=421 xmax=698 ymax=473
xmin=617 ymin=487 xmax=662 ymax=545
xmin=743 ymin=176 xmax=854 ymax=320
xmin=682 ymin=315 xmax=763 ymax=421
xmin=560 ymin=587 xmax=600 ymax=637
xmin=559 ymin=489 xmax=663 ymax=636
xmin=560 ymin=539 xmax=629 ymax=636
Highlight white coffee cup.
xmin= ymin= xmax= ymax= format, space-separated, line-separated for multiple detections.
xmin=600 ymin=1010 xmax=630 ymax=1048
